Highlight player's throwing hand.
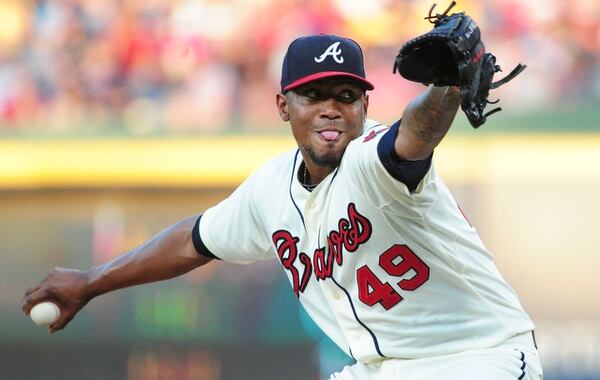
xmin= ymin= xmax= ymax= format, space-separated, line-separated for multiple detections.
xmin=22 ymin=267 xmax=92 ymax=333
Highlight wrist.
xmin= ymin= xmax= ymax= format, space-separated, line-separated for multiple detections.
xmin=84 ymin=265 xmax=105 ymax=300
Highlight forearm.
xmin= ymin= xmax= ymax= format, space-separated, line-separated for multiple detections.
xmin=22 ymin=214 xmax=212 ymax=332
xmin=86 ymin=215 xmax=211 ymax=299
xmin=395 ymin=86 xmax=461 ymax=160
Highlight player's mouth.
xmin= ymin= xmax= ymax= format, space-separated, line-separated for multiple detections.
xmin=318 ymin=130 xmax=341 ymax=142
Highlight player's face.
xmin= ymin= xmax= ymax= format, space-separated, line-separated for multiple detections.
xmin=277 ymin=78 xmax=369 ymax=170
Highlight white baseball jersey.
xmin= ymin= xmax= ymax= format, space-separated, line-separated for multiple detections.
xmin=195 ymin=119 xmax=534 ymax=364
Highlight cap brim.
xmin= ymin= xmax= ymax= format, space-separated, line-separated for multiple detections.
xmin=283 ymin=71 xmax=375 ymax=92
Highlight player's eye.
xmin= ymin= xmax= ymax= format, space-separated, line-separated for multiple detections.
xmin=296 ymin=88 xmax=321 ymax=99
xmin=335 ymin=89 xmax=360 ymax=103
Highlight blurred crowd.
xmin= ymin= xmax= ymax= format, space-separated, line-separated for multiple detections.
xmin=0 ymin=0 xmax=598 ymax=134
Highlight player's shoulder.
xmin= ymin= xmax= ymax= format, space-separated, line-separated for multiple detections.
xmin=234 ymin=149 xmax=298 ymax=202
xmin=345 ymin=119 xmax=390 ymax=154
xmin=339 ymin=119 xmax=390 ymax=170
xmin=358 ymin=119 xmax=390 ymax=144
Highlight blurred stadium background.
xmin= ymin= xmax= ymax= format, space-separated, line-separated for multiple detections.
xmin=0 ymin=0 xmax=598 ymax=379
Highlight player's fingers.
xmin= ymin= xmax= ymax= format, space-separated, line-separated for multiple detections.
xmin=49 ymin=313 xmax=74 ymax=334
xmin=21 ymin=288 xmax=53 ymax=315
xmin=22 ymin=294 xmax=39 ymax=315
xmin=21 ymin=295 xmax=47 ymax=315
xmin=24 ymin=284 xmax=41 ymax=297
xmin=22 ymin=285 xmax=43 ymax=314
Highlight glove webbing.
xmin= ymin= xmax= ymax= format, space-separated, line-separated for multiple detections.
xmin=483 ymin=63 xmax=528 ymax=120
xmin=490 ymin=63 xmax=527 ymax=90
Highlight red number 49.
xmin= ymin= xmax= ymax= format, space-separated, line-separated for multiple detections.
xmin=357 ymin=244 xmax=430 ymax=310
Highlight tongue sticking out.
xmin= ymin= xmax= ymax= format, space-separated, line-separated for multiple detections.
xmin=320 ymin=131 xmax=340 ymax=141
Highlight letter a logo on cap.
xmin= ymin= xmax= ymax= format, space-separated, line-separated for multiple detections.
xmin=314 ymin=42 xmax=344 ymax=64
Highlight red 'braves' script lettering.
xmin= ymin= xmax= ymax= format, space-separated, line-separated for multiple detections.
xmin=314 ymin=203 xmax=372 ymax=280
xmin=272 ymin=203 xmax=372 ymax=296
xmin=272 ymin=230 xmax=305 ymax=296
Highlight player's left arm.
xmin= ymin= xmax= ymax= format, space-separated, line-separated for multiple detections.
xmin=391 ymin=3 xmax=526 ymax=161
xmin=393 ymin=85 xmax=461 ymax=161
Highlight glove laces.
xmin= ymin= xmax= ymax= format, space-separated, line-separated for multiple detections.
xmin=425 ymin=1 xmax=457 ymax=24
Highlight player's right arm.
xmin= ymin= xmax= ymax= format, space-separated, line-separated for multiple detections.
xmin=21 ymin=215 xmax=212 ymax=333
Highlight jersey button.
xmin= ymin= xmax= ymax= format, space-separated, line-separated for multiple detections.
xmin=332 ymin=292 xmax=341 ymax=300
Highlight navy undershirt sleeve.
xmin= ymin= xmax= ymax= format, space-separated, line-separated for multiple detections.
xmin=377 ymin=119 xmax=433 ymax=192
xmin=192 ymin=215 xmax=221 ymax=260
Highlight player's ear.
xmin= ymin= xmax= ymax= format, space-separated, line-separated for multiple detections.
xmin=363 ymin=93 xmax=369 ymax=116
xmin=276 ymin=93 xmax=290 ymax=122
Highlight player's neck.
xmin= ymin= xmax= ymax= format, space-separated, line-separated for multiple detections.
xmin=301 ymin=161 xmax=335 ymax=188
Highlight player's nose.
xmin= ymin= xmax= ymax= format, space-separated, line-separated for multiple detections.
xmin=318 ymin=98 xmax=342 ymax=120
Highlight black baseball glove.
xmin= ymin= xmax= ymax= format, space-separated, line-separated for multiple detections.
xmin=393 ymin=2 xmax=526 ymax=128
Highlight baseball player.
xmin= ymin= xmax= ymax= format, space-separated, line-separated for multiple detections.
xmin=22 ymin=6 xmax=542 ymax=380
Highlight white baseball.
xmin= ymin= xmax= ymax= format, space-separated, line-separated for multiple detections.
xmin=30 ymin=302 xmax=60 ymax=326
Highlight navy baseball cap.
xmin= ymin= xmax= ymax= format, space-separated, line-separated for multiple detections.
xmin=280 ymin=34 xmax=375 ymax=93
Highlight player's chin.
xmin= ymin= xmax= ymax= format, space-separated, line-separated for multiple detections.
xmin=308 ymin=146 xmax=345 ymax=168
